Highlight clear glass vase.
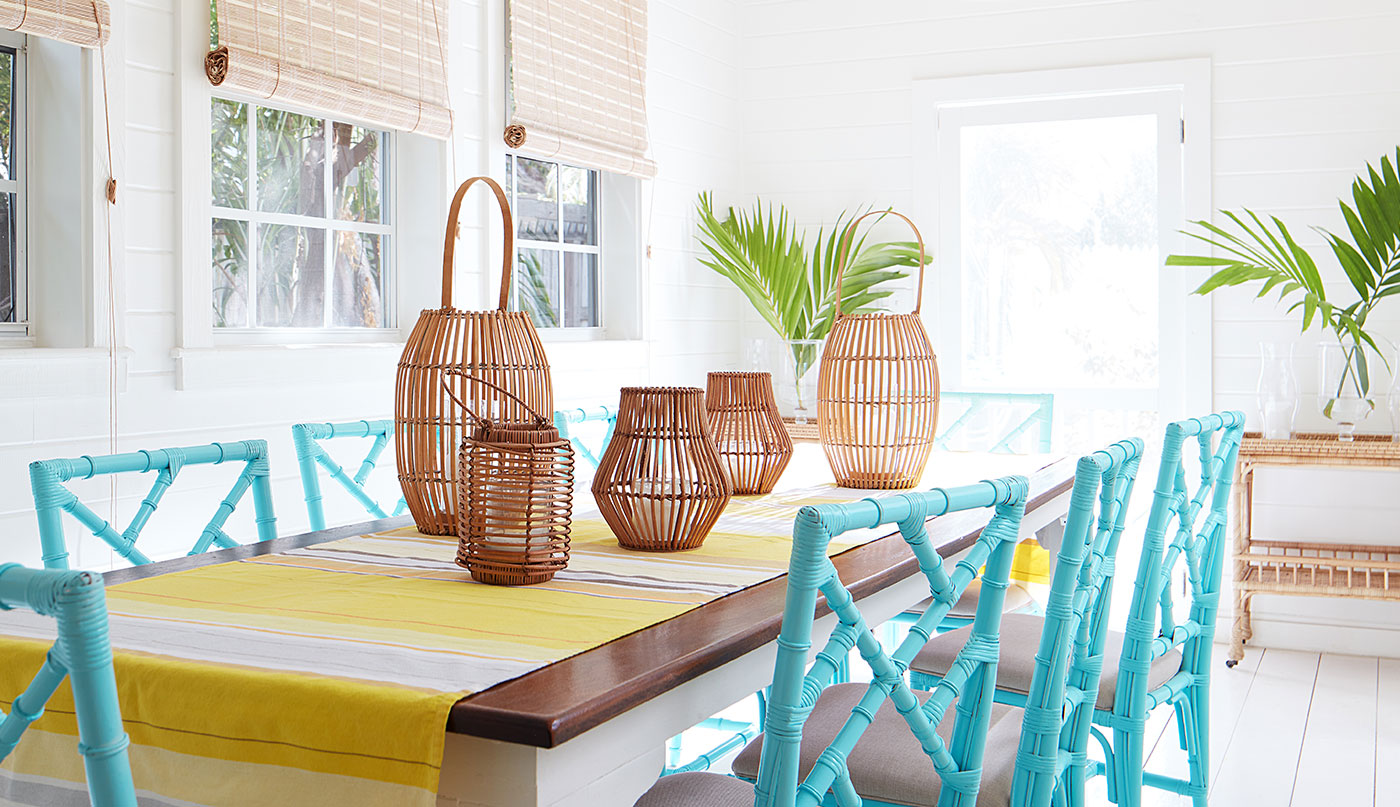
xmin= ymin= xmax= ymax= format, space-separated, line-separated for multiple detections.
xmin=1257 ymin=342 xmax=1298 ymax=440
xmin=1318 ymin=340 xmax=1375 ymax=441
xmin=767 ymin=339 xmax=823 ymax=424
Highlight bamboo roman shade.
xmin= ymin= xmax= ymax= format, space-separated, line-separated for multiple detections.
xmin=506 ymin=0 xmax=655 ymax=178
xmin=0 ymin=1 xmax=110 ymax=48
xmin=206 ymin=0 xmax=452 ymax=140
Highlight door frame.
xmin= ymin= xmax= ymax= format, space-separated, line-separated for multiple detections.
xmin=912 ymin=59 xmax=1213 ymax=423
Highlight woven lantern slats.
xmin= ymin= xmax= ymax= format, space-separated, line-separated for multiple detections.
xmin=705 ymin=372 xmax=793 ymax=495
xmin=395 ymin=177 xmax=554 ymax=536
xmin=817 ymin=210 xmax=939 ymax=489
xmin=592 ymin=387 xmax=732 ymax=552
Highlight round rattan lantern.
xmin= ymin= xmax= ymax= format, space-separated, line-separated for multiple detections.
xmin=592 ymin=387 xmax=733 ymax=551
xmin=705 ymin=372 xmax=793 ymax=495
xmin=447 ymin=379 xmax=575 ymax=586
xmin=396 ymin=177 xmax=553 ymax=536
xmin=817 ymin=211 xmax=939 ymax=489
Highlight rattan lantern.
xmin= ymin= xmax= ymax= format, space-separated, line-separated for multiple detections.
xmin=396 ymin=177 xmax=553 ymax=535
xmin=592 ymin=387 xmax=733 ymax=551
xmin=817 ymin=211 xmax=939 ymax=489
xmin=705 ymin=372 xmax=793 ymax=495
xmin=447 ymin=378 xmax=575 ymax=586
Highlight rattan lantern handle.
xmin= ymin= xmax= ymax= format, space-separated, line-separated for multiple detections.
xmin=440 ymin=370 xmax=549 ymax=426
xmin=440 ymin=176 xmax=515 ymax=310
xmin=833 ymin=209 xmax=927 ymax=318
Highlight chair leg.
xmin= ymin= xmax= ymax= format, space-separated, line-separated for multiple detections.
xmin=1112 ymin=725 xmax=1144 ymax=807
xmin=1184 ymin=689 xmax=1210 ymax=807
xmin=1089 ymin=725 xmax=1116 ymax=805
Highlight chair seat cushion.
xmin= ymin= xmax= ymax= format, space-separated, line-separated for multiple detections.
xmin=633 ymin=771 xmax=755 ymax=807
xmin=911 ymin=579 xmax=1035 ymax=619
xmin=910 ymin=613 xmax=1183 ymax=710
xmin=731 ymin=683 xmax=1025 ymax=807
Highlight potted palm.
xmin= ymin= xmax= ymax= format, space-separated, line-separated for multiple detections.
xmin=694 ymin=193 xmax=930 ymax=422
xmin=1168 ymin=147 xmax=1400 ymax=440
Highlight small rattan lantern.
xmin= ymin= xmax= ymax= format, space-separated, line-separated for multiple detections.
xmin=396 ymin=177 xmax=554 ymax=536
xmin=705 ymin=372 xmax=793 ymax=495
xmin=817 ymin=211 xmax=939 ymax=489
xmin=592 ymin=387 xmax=733 ymax=551
xmin=447 ymin=377 xmax=575 ymax=586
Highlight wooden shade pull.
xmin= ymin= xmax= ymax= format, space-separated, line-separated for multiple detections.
xmin=833 ymin=209 xmax=928 ymax=317
xmin=440 ymin=176 xmax=514 ymax=310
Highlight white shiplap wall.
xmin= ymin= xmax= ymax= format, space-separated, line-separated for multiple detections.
xmin=738 ymin=0 xmax=1400 ymax=654
xmin=0 ymin=0 xmax=744 ymax=568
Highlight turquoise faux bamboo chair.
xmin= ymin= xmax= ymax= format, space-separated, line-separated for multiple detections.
xmin=635 ymin=474 xmax=1033 ymax=807
xmin=553 ymin=404 xmax=618 ymax=469
xmin=292 ymin=420 xmax=408 ymax=531
xmin=0 ymin=564 xmax=136 ymax=806
xmin=29 ymin=441 xmax=279 ymax=570
xmin=1087 ymin=412 xmax=1244 ymax=807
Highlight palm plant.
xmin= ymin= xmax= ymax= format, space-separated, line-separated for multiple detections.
xmin=694 ymin=192 xmax=930 ymax=412
xmin=1167 ymin=147 xmax=1400 ymax=419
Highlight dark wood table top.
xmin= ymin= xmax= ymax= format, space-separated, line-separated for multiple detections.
xmin=105 ymin=456 xmax=1074 ymax=749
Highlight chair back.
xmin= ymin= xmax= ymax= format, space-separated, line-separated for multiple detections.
xmin=292 ymin=420 xmax=409 ymax=531
xmin=30 ymin=441 xmax=278 ymax=570
xmin=553 ymin=404 xmax=618 ymax=469
xmin=1011 ymin=439 xmax=1143 ymax=806
xmin=754 ymin=475 xmax=1028 ymax=807
xmin=0 ymin=564 xmax=136 ymax=806
xmin=1113 ymin=412 xmax=1245 ymax=719
xmin=935 ymin=392 xmax=1054 ymax=454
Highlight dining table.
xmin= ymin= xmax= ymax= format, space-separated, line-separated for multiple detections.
xmin=0 ymin=445 xmax=1074 ymax=807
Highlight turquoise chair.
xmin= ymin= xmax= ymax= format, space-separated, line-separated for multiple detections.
xmin=553 ymin=404 xmax=618 ymax=469
xmin=29 ymin=441 xmax=279 ymax=570
xmin=1088 ymin=412 xmax=1244 ymax=807
xmin=0 ymin=564 xmax=136 ymax=806
xmin=292 ymin=420 xmax=408 ymax=531
xmin=635 ymin=474 xmax=1032 ymax=806
xmin=934 ymin=392 xmax=1054 ymax=454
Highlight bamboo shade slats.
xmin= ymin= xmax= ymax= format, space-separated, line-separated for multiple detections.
xmin=0 ymin=1 xmax=110 ymax=48
xmin=705 ymin=372 xmax=793 ymax=495
xmin=505 ymin=0 xmax=655 ymax=178
xmin=207 ymin=0 xmax=451 ymax=139
xmin=395 ymin=177 xmax=554 ymax=536
xmin=817 ymin=211 xmax=940 ymax=489
xmin=592 ymin=387 xmax=732 ymax=551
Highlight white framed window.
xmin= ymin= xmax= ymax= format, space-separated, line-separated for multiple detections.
xmin=503 ymin=154 xmax=601 ymax=332
xmin=0 ymin=31 xmax=26 ymax=339
xmin=210 ymin=98 xmax=394 ymax=331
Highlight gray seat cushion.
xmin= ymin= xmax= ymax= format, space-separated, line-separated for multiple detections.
xmin=910 ymin=613 xmax=1183 ymax=710
xmin=633 ymin=771 xmax=754 ymax=807
xmin=731 ymin=683 xmax=1024 ymax=807
xmin=912 ymin=580 xmax=1034 ymax=619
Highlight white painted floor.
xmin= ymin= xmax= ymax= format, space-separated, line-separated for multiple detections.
xmin=676 ymin=644 xmax=1397 ymax=806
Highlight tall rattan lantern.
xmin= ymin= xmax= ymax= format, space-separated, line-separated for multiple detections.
xmin=592 ymin=387 xmax=733 ymax=551
xmin=396 ymin=177 xmax=554 ymax=535
xmin=705 ymin=372 xmax=793 ymax=495
xmin=817 ymin=211 xmax=939 ymax=489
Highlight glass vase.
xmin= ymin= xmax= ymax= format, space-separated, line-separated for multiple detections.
xmin=765 ymin=338 xmax=823 ymax=424
xmin=1257 ymin=342 xmax=1298 ymax=440
xmin=1318 ymin=340 xmax=1375 ymax=442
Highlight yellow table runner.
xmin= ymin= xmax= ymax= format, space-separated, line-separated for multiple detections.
xmin=0 ymin=482 xmax=905 ymax=807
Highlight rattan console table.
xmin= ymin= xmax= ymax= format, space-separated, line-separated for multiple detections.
xmin=1228 ymin=432 xmax=1400 ymax=666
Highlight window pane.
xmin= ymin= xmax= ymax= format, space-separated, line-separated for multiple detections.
xmin=503 ymin=154 xmax=513 ymax=197
xmin=332 ymin=123 xmax=383 ymax=223
xmin=211 ymin=98 xmax=248 ymax=208
xmin=258 ymin=223 xmax=326 ymax=327
xmin=516 ymin=248 xmax=560 ymax=327
xmin=212 ymin=218 xmax=249 ymax=327
xmin=515 ymin=157 xmax=558 ymax=242
xmin=959 ymin=115 xmax=1159 ymax=390
xmin=332 ymin=231 xmax=386 ymax=327
xmin=560 ymin=166 xmax=596 ymax=246
xmin=562 ymin=252 xmax=597 ymax=327
xmin=257 ymin=108 xmax=325 ymax=216
xmin=0 ymin=49 xmax=14 ymax=182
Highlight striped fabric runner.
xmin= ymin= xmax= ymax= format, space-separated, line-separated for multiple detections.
xmin=0 ymin=478 xmax=944 ymax=807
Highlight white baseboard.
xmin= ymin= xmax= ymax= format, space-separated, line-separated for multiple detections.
xmin=1233 ymin=594 xmax=1400 ymax=659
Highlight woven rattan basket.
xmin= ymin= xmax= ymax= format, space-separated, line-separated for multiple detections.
xmin=592 ymin=387 xmax=733 ymax=551
xmin=446 ymin=377 xmax=574 ymax=586
xmin=395 ymin=177 xmax=554 ymax=535
xmin=817 ymin=211 xmax=939 ymax=489
xmin=705 ymin=371 xmax=793 ymax=495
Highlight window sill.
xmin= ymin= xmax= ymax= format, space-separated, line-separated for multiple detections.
xmin=2 ymin=347 xmax=131 ymax=398
xmin=173 ymin=343 xmax=404 ymax=391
